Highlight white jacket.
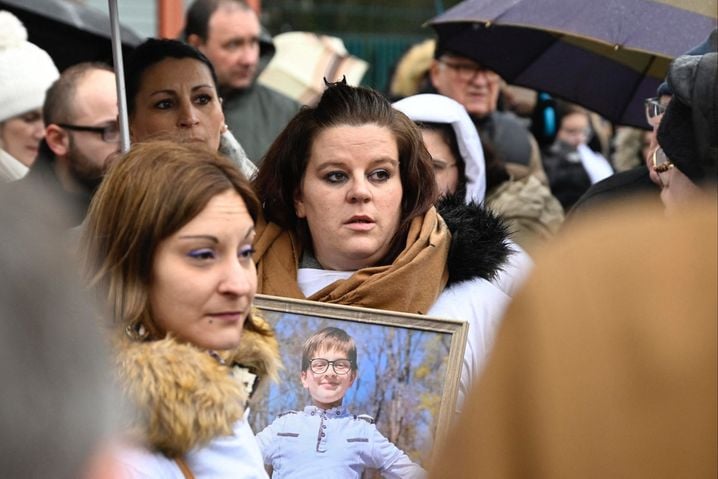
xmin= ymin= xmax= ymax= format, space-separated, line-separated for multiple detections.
xmin=0 ymin=148 xmax=28 ymax=182
xmin=298 ymin=268 xmax=510 ymax=416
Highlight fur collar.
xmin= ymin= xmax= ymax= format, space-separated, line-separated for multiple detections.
xmin=437 ymin=194 xmax=512 ymax=287
xmin=116 ymin=309 xmax=281 ymax=458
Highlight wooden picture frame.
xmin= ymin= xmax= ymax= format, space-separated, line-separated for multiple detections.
xmin=250 ymin=294 xmax=468 ymax=469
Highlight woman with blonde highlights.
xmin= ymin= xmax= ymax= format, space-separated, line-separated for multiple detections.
xmin=83 ymin=140 xmax=279 ymax=478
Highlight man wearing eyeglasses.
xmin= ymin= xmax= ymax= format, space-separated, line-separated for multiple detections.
xmin=642 ymin=86 xmax=673 ymax=187
xmin=569 ymin=28 xmax=717 ymax=218
xmin=429 ymin=45 xmax=547 ymax=184
xmin=654 ymin=52 xmax=717 ymax=215
xmin=567 ymin=96 xmax=668 ymax=218
xmin=12 ymin=62 xmax=119 ymax=226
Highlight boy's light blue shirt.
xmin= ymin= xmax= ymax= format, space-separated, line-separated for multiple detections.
xmin=255 ymin=405 xmax=426 ymax=479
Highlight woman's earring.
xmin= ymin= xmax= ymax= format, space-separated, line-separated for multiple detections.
xmin=221 ymin=124 xmax=229 ymax=133
xmin=125 ymin=321 xmax=149 ymax=341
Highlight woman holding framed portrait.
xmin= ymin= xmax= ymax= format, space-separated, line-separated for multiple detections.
xmin=252 ymin=79 xmax=512 ymax=411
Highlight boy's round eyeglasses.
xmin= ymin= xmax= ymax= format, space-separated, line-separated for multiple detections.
xmin=310 ymin=358 xmax=352 ymax=375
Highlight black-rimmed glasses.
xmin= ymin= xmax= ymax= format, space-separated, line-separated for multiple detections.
xmin=438 ymin=58 xmax=497 ymax=82
xmin=57 ymin=123 xmax=120 ymax=143
xmin=309 ymin=358 xmax=352 ymax=375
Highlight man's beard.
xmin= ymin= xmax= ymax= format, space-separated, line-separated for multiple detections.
xmin=66 ymin=139 xmax=105 ymax=193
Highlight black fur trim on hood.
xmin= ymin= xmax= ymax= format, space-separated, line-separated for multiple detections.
xmin=437 ymin=194 xmax=513 ymax=287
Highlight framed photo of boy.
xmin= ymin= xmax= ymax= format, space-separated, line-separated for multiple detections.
xmin=250 ymin=294 xmax=468 ymax=470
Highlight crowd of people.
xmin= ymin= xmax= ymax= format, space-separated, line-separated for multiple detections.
xmin=0 ymin=1 xmax=716 ymax=478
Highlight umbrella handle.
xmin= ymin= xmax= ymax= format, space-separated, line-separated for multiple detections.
xmin=108 ymin=0 xmax=131 ymax=153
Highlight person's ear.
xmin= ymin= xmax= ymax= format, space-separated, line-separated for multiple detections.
xmin=300 ymin=370 xmax=310 ymax=389
xmin=294 ymin=189 xmax=306 ymax=218
xmin=348 ymin=370 xmax=357 ymax=387
xmin=44 ymin=125 xmax=70 ymax=157
xmin=187 ymin=33 xmax=203 ymax=50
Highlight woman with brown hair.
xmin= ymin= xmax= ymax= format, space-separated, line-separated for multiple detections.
xmin=253 ymin=81 xmax=512 ymax=412
xmin=82 ymin=140 xmax=280 ymax=478
xmin=124 ymin=38 xmax=256 ymax=179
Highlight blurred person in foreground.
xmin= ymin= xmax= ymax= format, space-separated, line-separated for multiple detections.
xmin=0 ymin=182 xmax=122 ymax=478
xmin=82 ymin=141 xmax=280 ymax=477
xmin=185 ymin=0 xmax=299 ymax=164
xmin=0 ymin=10 xmax=59 ymax=181
xmin=427 ymin=52 xmax=717 ymax=479
xmin=10 ymin=62 xmax=120 ymax=226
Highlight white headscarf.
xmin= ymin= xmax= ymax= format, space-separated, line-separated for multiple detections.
xmin=393 ymin=93 xmax=487 ymax=204
xmin=394 ymin=94 xmax=535 ymax=296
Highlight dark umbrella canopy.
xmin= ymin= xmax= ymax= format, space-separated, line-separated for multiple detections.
xmin=0 ymin=0 xmax=144 ymax=71
xmin=429 ymin=0 xmax=718 ymax=128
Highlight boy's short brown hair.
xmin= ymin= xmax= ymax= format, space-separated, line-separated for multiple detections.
xmin=301 ymin=327 xmax=357 ymax=372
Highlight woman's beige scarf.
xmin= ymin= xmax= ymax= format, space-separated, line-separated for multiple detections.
xmin=254 ymin=207 xmax=450 ymax=315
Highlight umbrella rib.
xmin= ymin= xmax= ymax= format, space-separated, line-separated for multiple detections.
xmin=509 ymin=30 xmax=654 ymax=126
xmin=616 ymin=53 xmax=657 ymax=126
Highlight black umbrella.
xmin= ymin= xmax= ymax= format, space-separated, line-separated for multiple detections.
xmin=429 ymin=0 xmax=718 ymax=128
xmin=0 ymin=0 xmax=144 ymax=72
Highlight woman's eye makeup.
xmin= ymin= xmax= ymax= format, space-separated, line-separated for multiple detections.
xmin=187 ymin=248 xmax=215 ymax=260
xmin=194 ymin=94 xmax=213 ymax=105
xmin=186 ymin=245 xmax=255 ymax=262
xmin=238 ymin=245 xmax=256 ymax=260
xmin=324 ymin=171 xmax=348 ymax=183
xmin=321 ymin=167 xmax=394 ymax=184
xmin=369 ymin=169 xmax=391 ymax=181
xmin=154 ymin=98 xmax=173 ymax=109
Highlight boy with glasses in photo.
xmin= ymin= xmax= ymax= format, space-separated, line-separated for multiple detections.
xmin=255 ymin=327 xmax=426 ymax=478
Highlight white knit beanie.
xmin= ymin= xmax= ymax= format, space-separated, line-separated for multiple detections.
xmin=0 ymin=11 xmax=60 ymax=123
